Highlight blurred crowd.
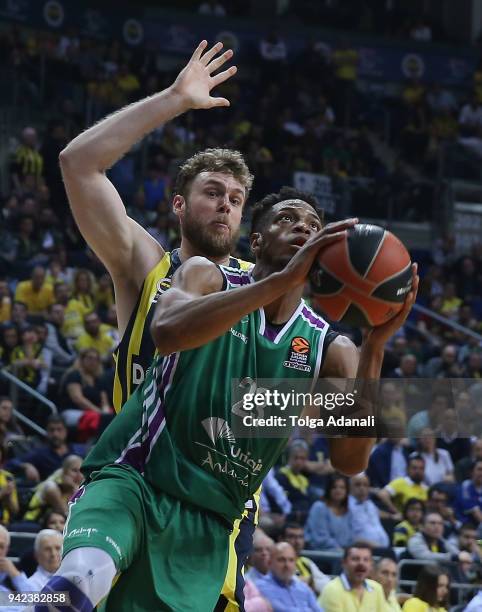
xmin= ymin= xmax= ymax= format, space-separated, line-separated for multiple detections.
xmin=0 ymin=8 xmax=481 ymax=611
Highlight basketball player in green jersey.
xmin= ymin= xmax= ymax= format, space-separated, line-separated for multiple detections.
xmin=37 ymin=191 xmax=419 ymax=611
xmin=59 ymin=41 xmax=255 ymax=611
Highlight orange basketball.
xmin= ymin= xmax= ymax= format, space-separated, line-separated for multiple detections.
xmin=309 ymin=224 xmax=412 ymax=327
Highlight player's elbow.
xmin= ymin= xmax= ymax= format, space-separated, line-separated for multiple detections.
xmin=59 ymin=145 xmax=78 ymax=174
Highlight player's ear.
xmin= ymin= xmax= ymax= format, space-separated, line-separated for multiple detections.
xmin=250 ymin=232 xmax=262 ymax=255
xmin=172 ymin=195 xmax=185 ymax=216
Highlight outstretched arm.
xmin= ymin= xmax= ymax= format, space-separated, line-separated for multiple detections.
xmin=322 ymin=264 xmax=419 ymax=476
xmin=151 ymin=221 xmax=355 ymax=355
xmin=59 ymin=41 xmax=237 ymax=296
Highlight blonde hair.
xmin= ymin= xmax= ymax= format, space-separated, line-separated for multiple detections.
xmin=174 ymin=148 xmax=253 ymax=199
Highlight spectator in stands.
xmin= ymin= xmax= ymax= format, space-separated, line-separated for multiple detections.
xmin=7 ymin=415 xmax=84 ymax=483
xmin=0 ymin=325 xmax=19 ymax=366
xmin=246 ymin=530 xmax=274 ymax=583
xmin=276 ymin=440 xmax=316 ymax=523
xmin=393 ymin=498 xmax=425 ymax=547
xmin=0 ymin=444 xmax=18 ymax=526
xmin=42 ymin=510 xmax=66 ymax=533
xmin=0 ymin=281 xmax=12 ymax=324
xmin=436 ymin=408 xmax=472 ymax=465
xmin=23 ymin=454 xmax=83 ymax=523
xmin=407 ymin=512 xmax=461 ymax=563
xmin=70 ymin=269 xmax=95 ymax=314
xmin=10 ymin=326 xmax=51 ymax=394
xmin=349 ymin=474 xmax=389 ymax=549
xmin=44 ymin=304 xmax=75 ymax=368
xmin=424 ymin=346 xmax=461 ymax=379
xmin=378 ymin=454 xmax=428 ymax=517
xmin=53 ymin=283 xmax=84 ymax=340
xmin=14 ymin=266 xmax=54 ymax=317
xmin=458 ymin=94 xmax=482 ymax=157
xmin=74 ymin=312 xmax=115 ymax=363
xmin=425 ymin=485 xmax=460 ymax=538
xmin=59 ymin=348 xmax=111 ymax=428
xmin=319 ymin=543 xmax=386 ymax=611
xmin=259 ymin=468 xmax=292 ymax=535
xmin=455 ymin=458 xmax=482 ymax=525
xmin=26 ymin=529 xmax=62 ymax=590
xmin=456 ymin=438 xmax=482 ymax=482
xmin=455 ymin=256 xmax=482 ymax=301
xmin=10 ymin=127 xmax=43 ymax=191
xmin=417 ymin=428 xmax=454 ymax=486
xmin=0 ymin=397 xmax=23 ymax=445
xmin=281 ymin=522 xmax=330 ymax=596
xmin=407 ymin=394 xmax=450 ymax=438
xmin=0 ymin=524 xmax=32 ymax=594
xmin=463 ymin=351 xmax=482 ymax=378
xmin=10 ymin=302 xmax=28 ymax=332
xmin=374 ymin=557 xmax=404 ymax=611
xmin=256 ymin=542 xmax=321 ymax=611
xmin=453 ymin=522 xmax=481 ymax=559
xmin=426 ymin=83 xmax=457 ymax=116
xmin=305 ymin=474 xmax=352 ymax=551
xmin=402 ymin=565 xmax=450 ymax=612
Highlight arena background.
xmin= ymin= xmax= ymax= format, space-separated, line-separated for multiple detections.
xmin=0 ymin=0 xmax=481 ymax=610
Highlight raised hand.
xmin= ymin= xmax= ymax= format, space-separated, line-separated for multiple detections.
xmin=170 ymin=40 xmax=237 ymax=110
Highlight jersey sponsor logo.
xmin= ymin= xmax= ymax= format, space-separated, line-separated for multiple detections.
xmin=283 ymin=335 xmax=312 ymax=372
xmin=198 ymin=417 xmax=264 ymax=482
xmin=201 ymin=451 xmax=249 ymax=487
xmin=202 ymin=417 xmax=236 ymax=444
xmin=230 ymin=327 xmax=248 ymax=344
xmin=151 ymin=277 xmax=172 ymax=304
xmin=66 ymin=527 xmax=98 ymax=539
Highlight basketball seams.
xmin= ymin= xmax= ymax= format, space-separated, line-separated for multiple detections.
xmin=361 ymin=230 xmax=386 ymax=279
xmin=369 ymin=261 xmax=412 ymax=295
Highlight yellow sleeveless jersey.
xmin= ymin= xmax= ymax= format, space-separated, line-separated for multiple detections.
xmin=113 ymin=250 xmax=252 ymax=412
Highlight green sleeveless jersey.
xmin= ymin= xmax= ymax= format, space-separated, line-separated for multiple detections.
xmin=83 ymin=266 xmax=331 ymax=524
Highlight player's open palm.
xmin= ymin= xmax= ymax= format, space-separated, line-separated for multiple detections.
xmin=171 ymin=40 xmax=237 ymax=110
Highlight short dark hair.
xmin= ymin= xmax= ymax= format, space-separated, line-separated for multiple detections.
xmin=250 ymin=186 xmax=322 ymax=234
xmin=414 ymin=565 xmax=449 ymax=608
xmin=46 ymin=415 xmax=67 ymax=429
xmin=402 ymin=497 xmax=425 ymax=519
xmin=408 ymin=453 xmax=425 ymax=466
xmin=283 ymin=522 xmax=304 ymax=534
xmin=428 ymin=484 xmax=448 ymax=500
xmin=343 ymin=542 xmax=373 ymax=560
xmin=459 ymin=522 xmax=478 ymax=534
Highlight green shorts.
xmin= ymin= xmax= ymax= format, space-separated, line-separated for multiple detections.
xmin=63 ymin=464 xmax=230 ymax=612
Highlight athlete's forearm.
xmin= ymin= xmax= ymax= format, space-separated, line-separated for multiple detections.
xmin=60 ymin=88 xmax=190 ymax=172
xmin=329 ymin=341 xmax=383 ymax=475
xmin=151 ymin=271 xmax=291 ymax=355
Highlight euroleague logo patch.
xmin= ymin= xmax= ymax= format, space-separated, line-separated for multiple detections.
xmin=284 ymin=337 xmax=312 ymax=372
xmin=291 ymin=337 xmax=310 ymax=354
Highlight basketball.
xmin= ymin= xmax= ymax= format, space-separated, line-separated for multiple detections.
xmin=309 ymin=224 xmax=413 ymax=327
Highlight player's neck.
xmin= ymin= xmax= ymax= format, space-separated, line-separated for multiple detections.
xmin=252 ymin=261 xmax=304 ymax=323
xmin=178 ymin=239 xmax=231 ymax=266
xmin=263 ymin=290 xmax=304 ymax=324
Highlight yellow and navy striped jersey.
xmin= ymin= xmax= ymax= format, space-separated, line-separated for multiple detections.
xmin=113 ymin=249 xmax=252 ymax=413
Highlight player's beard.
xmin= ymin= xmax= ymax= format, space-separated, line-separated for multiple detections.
xmin=182 ymin=207 xmax=240 ymax=258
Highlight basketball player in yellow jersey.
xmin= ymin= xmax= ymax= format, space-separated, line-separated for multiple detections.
xmin=60 ymin=41 xmax=258 ymax=611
